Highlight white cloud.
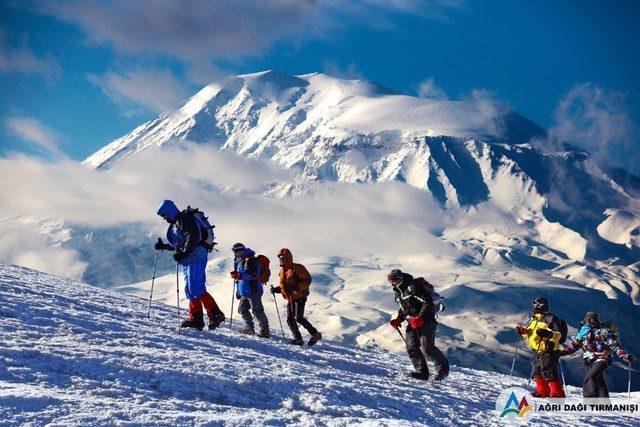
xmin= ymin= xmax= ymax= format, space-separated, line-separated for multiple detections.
xmin=0 ymin=222 xmax=86 ymax=280
xmin=39 ymin=1 xmax=466 ymax=69
xmin=87 ymin=67 xmax=191 ymax=115
xmin=417 ymin=76 xmax=447 ymax=99
xmin=5 ymin=116 xmax=64 ymax=158
xmin=0 ymin=29 xmax=61 ymax=76
xmin=527 ymin=82 xmax=639 ymax=175
xmin=42 ymin=0 xmax=323 ymax=61
xmin=0 ymin=144 xmax=452 ymax=272
xmin=550 ymin=83 xmax=635 ymax=157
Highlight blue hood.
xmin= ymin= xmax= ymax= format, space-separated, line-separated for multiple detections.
xmin=157 ymin=199 xmax=180 ymax=223
xmin=576 ymin=324 xmax=592 ymax=341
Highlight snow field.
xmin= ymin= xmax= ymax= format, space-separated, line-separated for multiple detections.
xmin=2 ymin=265 xmax=638 ymax=426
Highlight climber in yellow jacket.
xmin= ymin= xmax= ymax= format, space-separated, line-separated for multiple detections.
xmin=516 ymin=297 xmax=567 ymax=398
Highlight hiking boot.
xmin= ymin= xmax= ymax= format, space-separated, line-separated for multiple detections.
xmin=408 ymin=371 xmax=429 ymax=381
xmin=180 ymin=312 xmax=205 ymax=331
xmin=208 ymin=313 xmax=225 ymax=331
xmin=433 ymin=371 xmax=449 ymax=381
xmin=239 ymin=326 xmax=255 ymax=335
xmin=307 ymin=332 xmax=322 ymax=346
xmin=257 ymin=329 xmax=271 ymax=339
xmin=289 ymin=338 xmax=304 ymax=346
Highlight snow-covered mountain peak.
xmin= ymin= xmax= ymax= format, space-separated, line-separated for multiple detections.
xmin=83 ymin=70 xmax=544 ymax=171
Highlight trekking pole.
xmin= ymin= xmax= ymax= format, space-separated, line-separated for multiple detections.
xmin=147 ymin=249 xmax=159 ymax=318
xmin=509 ymin=333 xmax=520 ymax=377
xmin=176 ymin=262 xmax=181 ymax=334
xmin=396 ymin=328 xmax=407 ymax=344
xmin=229 ymin=280 xmax=236 ymax=331
xmin=272 ymin=290 xmax=286 ymax=339
xmin=627 ymin=360 xmax=631 ymax=399
xmin=559 ymin=359 xmax=568 ymax=397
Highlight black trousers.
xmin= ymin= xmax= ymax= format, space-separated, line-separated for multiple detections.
xmin=286 ymin=296 xmax=318 ymax=339
xmin=531 ymin=351 xmax=560 ymax=381
xmin=583 ymin=359 xmax=610 ymax=398
xmin=405 ymin=320 xmax=449 ymax=376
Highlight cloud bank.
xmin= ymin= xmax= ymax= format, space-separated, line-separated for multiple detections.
xmin=0 ymin=143 xmax=452 ymax=281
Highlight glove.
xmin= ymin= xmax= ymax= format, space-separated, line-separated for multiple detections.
xmin=409 ymin=316 xmax=425 ymax=330
xmin=270 ymin=286 xmax=281 ymax=295
xmin=285 ymin=285 xmax=296 ymax=295
xmin=389 ymin=318 xmax=403 ymax=330
xmin=173 ymin=252 xmax=186 ymax=262
xmin=516 ymin=325 xmax=528 ymax=335
xmin=623 ymin=354 xmax=635 ymax=363
xmin=230 ymin=271 xmax=241 ymax=280
xmin=154 ymin=238 xmax=172 ymax=251
xmin=536 ymin=328 xmax=553 ymax=339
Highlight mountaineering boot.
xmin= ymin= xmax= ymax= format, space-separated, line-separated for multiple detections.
xmin=208 ymin=312 xmax=225 ymax=331
xmin=289 ymin=338 xmax=304 ymax=346
xmin=548 ymin=379 xmax=566 ymax=398
xmin=307 ymin=332 xmax=322 ymax=346
xmin=433 ymin=371 xmax=448 ymax=381
xmin=409 ymin=371 xmax=429 ymax=381
xmin=180 ymin=311 xmax=205 ymax=331
xmin=239 ymin=326 xmax=255 ymax=335
xmin=257 ymin=329 xmax=271 ymax=339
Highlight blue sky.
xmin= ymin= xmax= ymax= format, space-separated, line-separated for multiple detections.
xmin=1 ymin=0 xmax=639 ymax=173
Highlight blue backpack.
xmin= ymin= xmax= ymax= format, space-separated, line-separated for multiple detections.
xmin=186 ymin=206 xmax=217 ymax=252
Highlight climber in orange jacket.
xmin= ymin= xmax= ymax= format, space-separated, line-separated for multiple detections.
xmin=270 ymin=248 xmax=322 ymax=346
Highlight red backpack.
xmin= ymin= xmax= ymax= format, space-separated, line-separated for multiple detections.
xmin=256 ymin=254 xmax=271 ymax=284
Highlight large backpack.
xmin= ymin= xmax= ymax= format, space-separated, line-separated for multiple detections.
xmin=557 ymin=317 xmax=569 ymax=344
xmin=413 ymin=277 xmax=445 ymax=312
xmin=186 ymin=206 xmax=217 ymax=252
xmin=256 ymin=254 xmax=271 ymax=284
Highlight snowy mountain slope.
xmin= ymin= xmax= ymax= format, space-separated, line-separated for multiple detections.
xmin=1 ymin=265 xmax=638 ymax=426
xmin=119 ymin=251 xmax=640 ymax=392
xmin=4 ymin=70 xmax=640 ymax=401
xmin=81 ymin=71 xmax=639 ymax=264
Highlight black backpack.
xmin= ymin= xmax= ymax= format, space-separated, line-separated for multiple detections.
xmin=413 ymin=277 xmax=445 ymax=312
xmin=185 ymin=206 xmax=217 ymax=252
xmin=557 ymin=317 xmax=568 ymax=344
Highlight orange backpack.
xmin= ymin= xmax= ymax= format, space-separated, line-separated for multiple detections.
xmin=256 ymin=254 xmax=271 ymax=284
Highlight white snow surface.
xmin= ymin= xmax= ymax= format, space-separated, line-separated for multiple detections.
xmin=1 ymin=264 xmax=638 ymax=426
